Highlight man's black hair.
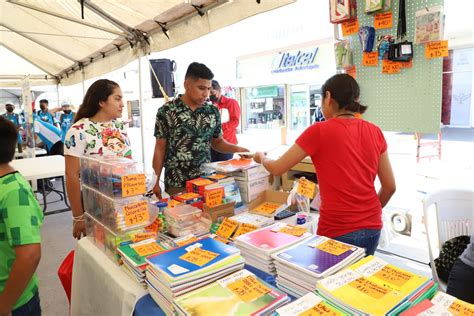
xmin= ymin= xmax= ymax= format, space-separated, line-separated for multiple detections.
xmin=0 ymin=117 xmax=18 ymax=163
xmin=39 ymin=99 xmax=49 ymax=104
xmin=185 ymin=62 xmax=214 ymax=81
xmin=211 ymin=80 xmax=221 ymax=90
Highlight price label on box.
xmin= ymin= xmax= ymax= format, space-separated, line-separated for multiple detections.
xmin=279 ymin=225 xmax=307 ymax=237
xmin=316 ymin=239 xmax=352 ymax=256
xmin=299 ymin=302 xmax=339 ymax=316
xmin=349 ymin=277 xmax=391 ymax=299
xmin=233 ymin=223 xmax=258 ymax=238
xmin=124 ymin=201 xmax=149 ymax=226
xmin=216 ymin=218 xmax=239 ymax=239
xmin=179 ymin=247 xmax=219 ymax=267
xmin=132 ymin=232 xmax=156 ymax=243
xmin=175 ymin=234 xmax=199 ymax=247
xmin=425 ymin=40 xmax=448 ymax=59
xmin=132 ymin=241 xmax=164 ymax=257
xmin=341 ymin=19 xmax=359 ymax=37
xmin=374 ymin=11 xmax=392 ymax=29
xmin=122 ymin=173 xmax=146 ymax=197
xmin=205 ymin=189 xmax=224 ymax=207
xmin=253 ymin=202 xmax=282 ymax=215
xmin=362 ymin=52 xmax=378 ymax=66
xmin=400 ymin=59 xmax=413 ymax=68
xmin=297 ymin=178 xmax=316 ymax=198
xmin=227 ymin=275 xmax=271 ymax=302
xmin=382 ymin=60 xmax=401 ymax=74
xmin=374 ymin=265 xmax=413 ymax=287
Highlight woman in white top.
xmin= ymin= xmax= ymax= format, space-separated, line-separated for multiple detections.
xmin=64 ymin=79 xmax=132 ymax=239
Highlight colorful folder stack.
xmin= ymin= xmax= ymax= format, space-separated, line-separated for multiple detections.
xmin=275 ymin=292 xmax=353 ymax=316
xmin=399 ymin=291 xmax=474 ymax=316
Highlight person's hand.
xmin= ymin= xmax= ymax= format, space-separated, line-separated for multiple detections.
xmin=153 ymin=182 xmax=162 ymax=200
xmin=1 ymin=312 xmax=12 ymax=316
xmin=254 ymin=152 xmax=266 ymax=164
xmin=73 ymin=220 xmax=86 ymax=240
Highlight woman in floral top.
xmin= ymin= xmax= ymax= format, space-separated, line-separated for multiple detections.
xmin=64 ymin=79 xmax=131 ymax=239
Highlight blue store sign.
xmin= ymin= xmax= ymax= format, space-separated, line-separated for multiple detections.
xmin=271 ymin=47 xmax=319 ymax=73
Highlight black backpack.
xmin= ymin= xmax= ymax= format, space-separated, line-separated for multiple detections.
xmin=433 ymin=235 xmax=470 ymax=283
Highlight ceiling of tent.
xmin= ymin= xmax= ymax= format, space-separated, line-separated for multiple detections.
xmin=0 ymin=0 xmax=295 ymax=86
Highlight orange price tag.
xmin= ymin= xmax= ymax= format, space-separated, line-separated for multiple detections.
xmin=349 ymin=277 xmax=391 ymax=299
xmin=299 ymin=302 xmax=340 ymax=316
xmin=448 ymin=301 xmax=474 ymax=316
xmin=176 ymin=192 xmax=200 ymax=200
xmin=400 ymin=59 xmax=413 ymax=68
xmin=205 ymin=189 xmax=224 ymax=207
xmin=279 ymin=225 xmax=307 ymax=237
xmin=362 ymin=52 xmax=379 ymax=66
xmin=227 ymin=275 xmax=271 ymax=302
xmin=233 ymin=223 xmax=258 ymax=238
xmin=373 ymin=265 xmax=413 ymax=287
xmin=341 ymin=19 xmax=359 ymax=37
xmin=192 ymin=179 xmax=214 ymax=186
xmin=316 ymin=239 xmax=352 ymax=256
xmin=252 ymin=202 xmax=282 ymax=215
xmin=179 ymin=247 xmax=219 ymax=266
xmin=425 ymin=40 xmax=449 ymax=59
xmin=168 ymin=199 xmax=182 ymax=208
xmin=382 ymin=60 xmax=401 ymax=74
xmin=297 ymin=178 xmax=316 ymax=198
xmin=216 ymin=218 xmax=239 ymax=239
xmin=206 ymin=174 xmax=227 ymax=180
xmin=175 ymin=235 xmax=199 ymax=247
xmin=132 ymin=241 xmax=164 ymax=257
xmin=132 ymin=232 xmax=156 ymax=243
xmin=122 ymin=174 xmax=146 ymax=197
xmin=374 ymin=11 xmax=393 ymax=29
xmin=124 ymin=201 xmax=149 ymax=226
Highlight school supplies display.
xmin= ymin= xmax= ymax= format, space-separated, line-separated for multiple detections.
xmin=275 ymin=292 xmax=352 ymax=316
xmin=400 ymin=291 xmax=474 ymax=316
xmin=164 ymin=204 xmax=210 ymax=238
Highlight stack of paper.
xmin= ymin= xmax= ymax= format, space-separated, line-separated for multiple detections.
xmin=174 ymin=269 xmax=290 ymax=316
xmin=275 ymin=292 xmax=353 ymax=316
xmin=230 ymin=211 xmax=274 ymax=228
xmin=272 ymin=235 xmax=365 ymax=297
xmin=117 ymin=238 xmax=168 ymax=287
xmin=316 ymin=256 xmax=435 ymax=315
xmin=145 ymin=236 xmax=245 ymax=314
xmin=234 ymin=223 xmax=312 ymax=274
xmin=400 ymin=291 xmax=474 ymax=316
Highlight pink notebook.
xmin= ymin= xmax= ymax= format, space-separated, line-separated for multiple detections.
xmin=399 ymin=300 xmax=433 ymax=316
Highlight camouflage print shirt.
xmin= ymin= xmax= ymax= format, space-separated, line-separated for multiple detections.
xmin=154 ymin=95 xmax=222 ymax=188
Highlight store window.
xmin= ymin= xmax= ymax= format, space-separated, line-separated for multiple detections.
xmin=289 ymin=84 xmax=323 ymax=131
xmin=245 ymin=85 xmax=285 ymax=130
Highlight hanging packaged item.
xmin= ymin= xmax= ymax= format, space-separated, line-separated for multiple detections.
xmin=358 ymin=26 xmax=376 ymax=52
xmin=376 ymin=35 xmax=395 ymax=60
xmin=334 ymin=40 xmax=354 ymax=70
xmin=388 ymin=41 xmax=413 ymax=62
xmin=329 ymin=0 xmax=357 ymax=24
xmin=414 ymin=5 xmax=444 ymax=44
xmin=365 ymin=0 xmax=384 ymax=13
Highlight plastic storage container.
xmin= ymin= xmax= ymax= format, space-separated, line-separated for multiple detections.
xmin=164 ymin=204 xmax=202 ymax=228
xmin=82 ymin=184 xmax=158 ymax=232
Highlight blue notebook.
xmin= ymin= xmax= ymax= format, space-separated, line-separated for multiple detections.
xmin=145 ymin=237 xmax=240 ymax=279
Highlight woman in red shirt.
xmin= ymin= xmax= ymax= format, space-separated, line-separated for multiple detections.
xmin=254 ymin=74 xmax=396 ymax=255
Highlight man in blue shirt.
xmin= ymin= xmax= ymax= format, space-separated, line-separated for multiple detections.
xmin=37 ymin=99 xmax=58 ymax=127
xmin=2 ymin=103 xmax=23 ymax=152
xmin=33 ymin=116 xmax=63 ymax=156
xmin=58 ymin=102 xmax=75 ymax=142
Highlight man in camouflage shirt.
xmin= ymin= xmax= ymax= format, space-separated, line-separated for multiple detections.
xmin=152 ymin=62 xmax=248 ymax=198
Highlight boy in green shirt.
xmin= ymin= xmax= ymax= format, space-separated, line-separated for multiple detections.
xmin=0 ymin=117 xmax=43 ymax=316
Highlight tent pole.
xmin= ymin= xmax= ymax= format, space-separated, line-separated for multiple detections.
xmin=137 ymin=56 xmax=146 ymax=169
xmin=56 ymin=83 xmax=60 ymax=109
xmin=81 ymin=68 xmax=86 ymax=98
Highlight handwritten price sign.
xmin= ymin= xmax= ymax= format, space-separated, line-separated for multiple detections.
xmin=179 ymin=247 xmax=219 ymax=266
xmin=374 ymin=12 xmax=392 ymax=29
xmin=233 ymin=223 xmax=257 ymax=238
xmin=300 ymin=302 xmax=339 ymax=316
xmin=253 ymin=202 xmax=282 ymax=215
xmin=297 ymin=178 xmax=316 ymax=198
xmin=122 ymin=173 xmax=146 ymax=197
xmin=205 ymin=189 xmax=224 ymax=207
xmin=316 ymin=239 xmax=352 ymax=256
xmin=349 ymin=277 xmax=391 ymax=299
xmin=216 ymin=218 xmax=239 ymax=239
xmin=279 ymin=225 xmax=307 ymax=237
xmin=382 ymin=60 xmax=401 ymax=74
xmin=362 ymin=52 xmax=378 ymax=66
xmin=132 ymin=241 xmax=164 ymax=257
xmin=227 ymin=275 xmax=271 ymax=302
xmin=124 ymin=201 xmax=149 ymax=226
xmin=425 ymin=40 xmax=448 ymax=59
xmin=341 ymin=19 xmax=359 ymax=37
xmin=132 ymin=232 xmax=156 ymax=243
xmin=374 ymin=265 xmax=413 ymax=287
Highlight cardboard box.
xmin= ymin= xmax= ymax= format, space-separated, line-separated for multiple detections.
xmin=237 ymin=176 xmax=271 ymax=203
xmin=231 ymin=165 xmax=270 ymax=182
xmin=248 ymin=190 xmax=290 ymax=216
xmin=203 ymin=201 xmax=236 ymax=223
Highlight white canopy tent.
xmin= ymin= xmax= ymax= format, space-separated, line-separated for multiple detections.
xmin=0 ymin=0 xmax=295 ymax=87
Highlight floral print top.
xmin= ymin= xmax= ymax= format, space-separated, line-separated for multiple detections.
xmin=64 ymin=118 xmax=132 ymax=158
xmin=154 ymin=95 xmax=222 ymax=188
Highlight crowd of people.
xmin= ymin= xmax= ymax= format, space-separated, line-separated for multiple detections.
xmin=1 ymin=62 xmax=473 ymax=316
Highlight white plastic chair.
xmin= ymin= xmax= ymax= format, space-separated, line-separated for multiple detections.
xmin=422 ymin=187 xmax=474 ymax=290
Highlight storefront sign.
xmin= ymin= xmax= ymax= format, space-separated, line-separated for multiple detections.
xmin=271 ymin=47 xmax=319 ymax=73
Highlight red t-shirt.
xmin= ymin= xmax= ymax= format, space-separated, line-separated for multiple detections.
xmin=296 ymin=118 xmax=387 ymax=238
xmin=216 ymin=95 xmax=240 ymax=144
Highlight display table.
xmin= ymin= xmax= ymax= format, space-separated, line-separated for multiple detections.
xmin=71 ymin=237 xmax=148 ymax=316
xmin=14 ymin=148 xmax=47 ymax=159
xmin=10 ymin=155 xmax=70 ymax=214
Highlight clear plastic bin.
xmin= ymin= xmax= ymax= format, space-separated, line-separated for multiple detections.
xmin=164 ymin=204 xmax=202 ymax=228
xmin=82 ymin=184 xmax=158 ymax=233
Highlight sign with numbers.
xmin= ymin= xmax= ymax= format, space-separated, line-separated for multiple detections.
xmin=179 ymin=247 xmax=219 ymax=267
xmin=297 ymin=178 xmax=316 ymax=198
xmin=122 ymin=174 xmax=146 ymax=197
xmin=382 ymin=60 xmax=401 ymax=74
xmin=216 ymin=218 xmax=239 ymax=240
xmin=374 ymin=12 xmax=392 ymax=29
xmin=279 ymin=225 xmax=307 ymax=237
xmin=362 ymin=52 xmax=379 ymax=66
xmin=425 ymin=40 xmax=448 ymax=59
xmin=316 ymin=239 xmax=352 ymax=256
xmin=342 ymin=19 xmax=359 ymax=36
xmin=227 ymin=275 xmax=271 ymax=302
xmin=233 ymin=223 xmax=258 ymax=238
xmin=132 ymin=241 xmax=163 ymax=257
xmin=124 ymin=201 xmax=149 ymax=226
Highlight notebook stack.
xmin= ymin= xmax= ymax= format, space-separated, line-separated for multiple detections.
xmin=316 ymin=256 xmax=437 ymax=315
xmin=116 ymin=238 xmax=168 ymax=287
xmin=174 ymin=269 xmax=290 ymax=316
xmin=234 ymin=223 xmax=312 ymax=274
xmin=274 ymin=292 xmax=353 ymax=316
xmin=399 ymin=291 xmax=474 ymax=316
xmin=145 ymin=236 xmax=245 ymax=315
xmin=271 ymin=235 xmax=365 ymax=297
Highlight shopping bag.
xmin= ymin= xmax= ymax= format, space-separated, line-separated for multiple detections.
xmin=57 ymin=250 xmax=74 ymax=303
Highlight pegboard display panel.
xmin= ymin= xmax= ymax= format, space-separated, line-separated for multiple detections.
xmin=347 ymin=0 xmax=443 ymax=133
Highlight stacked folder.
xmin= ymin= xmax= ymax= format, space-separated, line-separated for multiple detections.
xmin=275 ymin=292 xmax=353 ymax=316
xmin=234 ymin=223 xmax=312 ymax=274
xmin=399 ymin=291 xmax=474 ymax=316
xmin=271 ymin=235 xmax=365 ymax=297
xmin=145 ymin=236 xmax=245 ymax=314
xmin=316 ymin=255 xmax=437 ymax=315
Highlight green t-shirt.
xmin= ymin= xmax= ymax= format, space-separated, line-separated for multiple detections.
xmin=0 ymin=171 xmax=43 ymax=310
